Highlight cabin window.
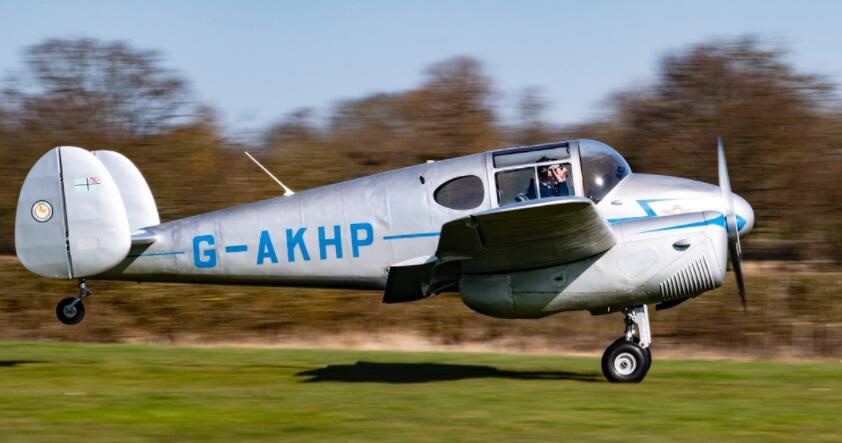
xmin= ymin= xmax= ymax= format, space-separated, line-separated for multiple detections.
xmin=496 ymin=163 xmax=573 ymax=206
xmin=433 ymin=175 xmax=485 ymax=210
xmin=496 ymin=168 xmax=536 ymax=205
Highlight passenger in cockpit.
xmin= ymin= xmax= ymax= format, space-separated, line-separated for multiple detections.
xmin=527 ymin=163 xmax=570 ymax=199
xmin=543 ymin=164 xmax=569 ymax=197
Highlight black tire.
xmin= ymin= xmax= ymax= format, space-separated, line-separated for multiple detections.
xmin=56 ymin=297 xmax=85 ymax=325
xmin=601 ymin=337 xmax=651 ymax=383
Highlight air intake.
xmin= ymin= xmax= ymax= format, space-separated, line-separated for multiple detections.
xmin=659 ymin=256 xmax=716 ymax=301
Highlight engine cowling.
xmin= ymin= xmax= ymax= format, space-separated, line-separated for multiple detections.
xmin=458 ymin=211 xmax=729 ymax=319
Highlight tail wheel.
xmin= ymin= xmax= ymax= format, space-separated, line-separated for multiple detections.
xmin=56 ymin=297 xmax=85 ymax=325
xmin=601 ymin=337 xmax=651 ymax=383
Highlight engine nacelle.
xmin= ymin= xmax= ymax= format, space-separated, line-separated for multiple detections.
xmin=459 ymin=211 xmax=728 ymax=319
xmin=459 ymin=273 xmax=518 ymax=319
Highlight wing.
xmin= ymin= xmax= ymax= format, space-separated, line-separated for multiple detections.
xmin=436 ymin=196 xmax=616 ymax=274
xmin=382 ymin=197 xmax=616 ymax=303
xmin=383 ymin=197 xmax=617 ymax=303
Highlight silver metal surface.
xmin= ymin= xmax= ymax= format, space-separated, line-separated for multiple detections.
xmin=93 ymin=150 xmax=160 ymax=231
xmin=15 ymin=148 xmax=70 ymax=278
xmin=16 ymin=147 xmax=132 ymax=279
xmin=437 ymin=197 xmax=616 ymax=274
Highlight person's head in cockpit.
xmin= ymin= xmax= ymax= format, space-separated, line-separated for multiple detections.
xmin=540 ymin=163 xmax=567 ymax=187
xmin=536 ymin=159 xmax=569 ymax=198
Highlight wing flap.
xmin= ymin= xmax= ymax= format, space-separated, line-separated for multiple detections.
xmin=383 ymin=255 xmax=437 ymax=304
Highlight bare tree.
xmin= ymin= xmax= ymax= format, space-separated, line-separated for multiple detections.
xmin=513 ymin=86 xmax=550 ymax=145
xmin=320 ymin=56 xmax=502 ymax=165
xmin=5 ymin=38 xmax=192 ymax=143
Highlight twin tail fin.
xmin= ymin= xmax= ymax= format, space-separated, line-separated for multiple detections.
xmin=15 ymin=146 xmax=158 ymax=279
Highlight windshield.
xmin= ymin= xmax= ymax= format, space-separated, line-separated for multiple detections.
xmin=579 ymin=140 xmax=631 ymax=203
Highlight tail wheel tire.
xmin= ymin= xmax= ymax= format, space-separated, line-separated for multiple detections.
xmin=601 ymin=337 xmax=651 ymax=383
xmin=56 ymin=297 xmax=85 ymax=325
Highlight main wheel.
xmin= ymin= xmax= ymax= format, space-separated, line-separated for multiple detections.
xmin=601 ymin=337 xmax=651 ymax=383
xmin=56 ymin=297 xmax=85 ymax=325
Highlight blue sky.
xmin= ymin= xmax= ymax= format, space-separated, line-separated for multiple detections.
xmin=2 ymin=0 xmax=841 ymax=132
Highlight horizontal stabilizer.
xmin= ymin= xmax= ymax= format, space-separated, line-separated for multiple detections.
xmin=131 ymin=229 xmax=159 ymax=246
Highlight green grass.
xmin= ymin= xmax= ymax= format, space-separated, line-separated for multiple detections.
xmin=0 ymin=342 xmax=840 ymax=442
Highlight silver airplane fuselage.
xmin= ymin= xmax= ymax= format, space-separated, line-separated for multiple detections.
xmin=101 ymin=140 xmax=754 ymax=319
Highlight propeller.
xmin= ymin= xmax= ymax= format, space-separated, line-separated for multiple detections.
xmin=717 ymin=136 xmax=747 ymax=311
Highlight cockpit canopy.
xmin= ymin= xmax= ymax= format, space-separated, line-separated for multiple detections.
xmin=490 ymin=139 xmax=631 ymax=207
xmin=578 ymin=140 xmax=631 ymax=203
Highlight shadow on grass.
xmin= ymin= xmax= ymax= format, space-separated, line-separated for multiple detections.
xmin=297 ymin=361 xmax=602 ymax=383
xmin=0 ymin=360 xmax=43 ymax=367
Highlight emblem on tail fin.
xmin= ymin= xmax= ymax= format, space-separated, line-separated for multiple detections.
xmin=74 ymin=177 xmax=102 ymax=192
xmin=31 ymin=200 xmax=53 ymax=222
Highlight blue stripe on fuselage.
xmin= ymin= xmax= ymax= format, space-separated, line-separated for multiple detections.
xmin=128 ymin=251 xmax=185 ymax=258
xmin=642 ymin=214 xmax=725 ymax=233
xmin=640 ymin=213 xmax=746 ymax=233
xmin=607 ymin=199 xmax=673 ymax=223
xmin=382 ymin=232 xmax=441 ymax=240
xmin=607 ymin=199 xmax=746 ymax=232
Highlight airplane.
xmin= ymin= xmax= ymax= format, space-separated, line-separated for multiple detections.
xmin=14 ymin=138 xmax=754 ymax=383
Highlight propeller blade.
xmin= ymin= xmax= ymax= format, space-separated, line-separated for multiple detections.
xmin=717 ymin=136 xmax=747 ymax=311
xmin=717 ymin=136 xmax=732 ymax=198
xmin=718 ymin=137 xmax=736 ymax=234
xmin=729 ymin=234 xmax=747 ymax=312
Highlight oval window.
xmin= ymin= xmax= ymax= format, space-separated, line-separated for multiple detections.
xmin=434 ymin=175 xmax=484 ymax=210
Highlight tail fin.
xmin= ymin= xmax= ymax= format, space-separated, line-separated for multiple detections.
xmin=93 ymin=150 xmax=159 ymax=231
xmin=15 ymin=146 xmax=158 ymax=279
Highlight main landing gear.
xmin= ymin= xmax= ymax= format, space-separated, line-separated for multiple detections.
xmin=56 ymin=279 xmax=91 ymax=325
xmin=601 ymin=305 xmax=652 ymax=383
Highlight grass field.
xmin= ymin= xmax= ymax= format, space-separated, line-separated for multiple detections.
xmin=0 ymin=342 xmax=840 ymax=442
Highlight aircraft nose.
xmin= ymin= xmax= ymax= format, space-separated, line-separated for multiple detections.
xmin=733 ymin=193 xmax=754 ymax=235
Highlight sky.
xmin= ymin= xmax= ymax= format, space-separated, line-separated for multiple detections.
xmin=2 ymin=0 xmax=842 ymax=133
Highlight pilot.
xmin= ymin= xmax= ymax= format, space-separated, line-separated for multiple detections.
xmin=526 ymin=162 xmax=570 ymax=199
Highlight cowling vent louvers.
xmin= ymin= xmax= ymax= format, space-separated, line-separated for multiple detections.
xmin=659 ymin=256 xmax=715 ymax=300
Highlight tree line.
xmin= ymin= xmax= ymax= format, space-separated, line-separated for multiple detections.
xmin=1 ymin=37 xmax=840 ymax=261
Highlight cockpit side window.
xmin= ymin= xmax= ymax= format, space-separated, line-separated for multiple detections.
xmin=579 ymin=140 xmax=631 ymax=203
xmin=496 ymin=168 xmax=535 ymax=206
xmin=496 ymin=162 xmax=573 ymax=206
xmin=433 ymin=175 xmax=485 ymax=210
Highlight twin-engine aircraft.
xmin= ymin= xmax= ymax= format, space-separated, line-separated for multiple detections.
xmin=15 ymin=138 xmax=753 ymax=382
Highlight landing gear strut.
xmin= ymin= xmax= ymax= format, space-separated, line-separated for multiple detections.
xmin=601 ymin=305 xmax=652 ymax=383
xmin=56 ymin=279 xmax=91 ymax=325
